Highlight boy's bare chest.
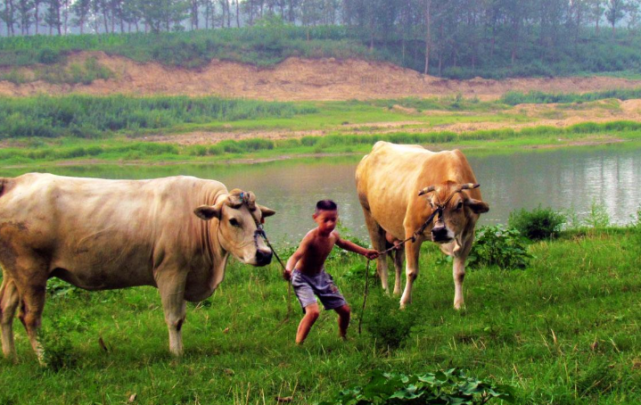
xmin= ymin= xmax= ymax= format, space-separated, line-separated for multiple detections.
xmin=307 ymin=238 xmax=336 ymax=260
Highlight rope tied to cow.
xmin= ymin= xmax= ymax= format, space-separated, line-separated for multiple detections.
xmin=255 ymin=224 xmax=293 ymax=323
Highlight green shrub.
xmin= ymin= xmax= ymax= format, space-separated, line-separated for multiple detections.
xmin=38 ymin=48 xmax=61 ymax=64
xmin=585 ymin=200 xmax=610 ymax=229
xmin=508 ymin=206 xmax=566 ymax=240
xmin=318 ymin=369 xmax=514 ymax=405
xmin=365 ymin=293 xmax=417 ymax=349
xmin=468 ymin=225 xmax=532 ymax=270
xmin=41 ymin=322 xmax=77 ymax=372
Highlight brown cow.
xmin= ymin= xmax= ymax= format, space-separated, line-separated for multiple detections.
xmin=355 ymin=142 xmax=489 ymax=308
xmin=0 ymin=173 xmax=275 ymax=361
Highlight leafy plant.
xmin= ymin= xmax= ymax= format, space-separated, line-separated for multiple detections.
xmin=468 ymin=225 xmax=532 ymax=270
xmin=585 ymin=200 xmax=610 ymax=229
xmin=41 ymin=325 xmax=77 ymax=372
xmin=365 ymin=293 xmax=417 ymax=350
xmin=318 ymin=369 xmax=514 ymax=405
xmin=508 ymin=206 xmax=566 ymax=240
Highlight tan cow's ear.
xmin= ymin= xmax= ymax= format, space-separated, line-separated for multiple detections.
xmin=465 ymin=199 xmax=489 ymax=214
xmin=258 ymin=205 xmax=276 ymax=218
xmin=194 ymin=205 xmax=222 ymax=221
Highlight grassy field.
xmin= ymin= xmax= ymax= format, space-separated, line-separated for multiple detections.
xmin=1 ymin=92 xmax=641 ymax=169
xmin=1 ymin=224 xmax=640 ymax=404
xmin=0 ymin=122 xmax=639 ymax=169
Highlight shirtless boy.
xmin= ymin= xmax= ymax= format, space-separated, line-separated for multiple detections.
xmin=283 ymin=200 xmax=379 ymax=345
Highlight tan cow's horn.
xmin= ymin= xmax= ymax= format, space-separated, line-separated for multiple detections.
xmin=418 ymin=185 xmax=436 ymax=196
xmin=459 ymin=183 xmax=480 ymax=191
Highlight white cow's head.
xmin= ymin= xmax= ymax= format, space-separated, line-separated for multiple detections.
xmin=194 ymin=189 xmax=276 ymax=266
xmin=418 ymin=182 xmax=489 ymax=245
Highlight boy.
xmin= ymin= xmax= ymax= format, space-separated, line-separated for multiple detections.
xmin=283 ymin=200 xmax=379 ymax=345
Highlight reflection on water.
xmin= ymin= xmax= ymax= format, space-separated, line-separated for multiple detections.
xmin=2 ymin=146 xmax=640 ymax=243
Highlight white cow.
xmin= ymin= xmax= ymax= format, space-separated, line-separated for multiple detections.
xmin=0 ymin=173 xmax=275 ymax=361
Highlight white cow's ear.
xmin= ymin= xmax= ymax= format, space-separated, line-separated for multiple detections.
xmin=465 ymin=199 xmax=489 ymax=214
xmin=194 ymin=205 xmax=222 ymax=221
xmin=258 ymin=205 xmax=276 ymax=218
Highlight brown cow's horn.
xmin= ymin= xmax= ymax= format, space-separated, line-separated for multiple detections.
xmin=418 ymin=185 xmax=436 ymax=196
xmin=459 ymin=183 xmax=480 ymax=191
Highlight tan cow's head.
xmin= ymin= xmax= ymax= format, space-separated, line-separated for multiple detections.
xmin=418 ymin=182 xmax=489 ymax=245
xmin=193 ymin=189 xmax=276 ymax=266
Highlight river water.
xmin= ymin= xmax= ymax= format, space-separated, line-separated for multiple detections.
xmin=3 ymin=145 xmax=640 ymax=243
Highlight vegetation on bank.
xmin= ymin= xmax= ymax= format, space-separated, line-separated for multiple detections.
xmin=1 ymin=119 xmax=640 ymax=168
xmin=0 ymin=95 xmax=317 ymax=138
xmin=501 ymin=89 xmax=641 ymax=105
xmin=0 ymin=89 xmax=639 ymax=142
xmin=1 ymin=206 xmax=640 ymax=404
xmin=2 ymin=21 xmax=641 ymax=80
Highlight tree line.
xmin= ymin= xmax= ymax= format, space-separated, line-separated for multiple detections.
xmin=2 ymin=1 xmax=641 ymax=78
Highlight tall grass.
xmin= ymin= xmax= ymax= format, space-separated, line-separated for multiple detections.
xmin=0 ymin=95 xmax=317 ymax=139
xmin=0 ymin=119 xmax=639 ymax=165
xmin=501 ymin=89 xmax=641 ymax=105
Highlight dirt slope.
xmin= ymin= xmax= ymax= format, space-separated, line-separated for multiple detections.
xmin=2 ymin=52 xmax=641 ymax=101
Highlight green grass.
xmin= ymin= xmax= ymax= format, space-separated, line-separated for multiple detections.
xmin=1 ymin=226 xmax=640 ymax=404
xmin=501 ymin=89 xmax=641 ymax=105
xmin=1 ymin=120 xmax=640 ymax=168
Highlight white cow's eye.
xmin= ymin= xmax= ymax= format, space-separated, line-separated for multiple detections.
xmin=229 ymin=218 xmax=240 ymax=227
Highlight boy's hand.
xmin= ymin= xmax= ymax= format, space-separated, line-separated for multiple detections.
xmin=365 ymin=250 xmax=379 ymax=260
xmin=283 ymin=269 xmax=292 ymax=281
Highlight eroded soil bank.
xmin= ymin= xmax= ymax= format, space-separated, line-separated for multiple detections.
xmin=2 ymin=52 xmax=641 ymax=101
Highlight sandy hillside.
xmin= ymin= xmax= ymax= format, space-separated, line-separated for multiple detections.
xmin=2 ymin=52 xmax=641 ymax=101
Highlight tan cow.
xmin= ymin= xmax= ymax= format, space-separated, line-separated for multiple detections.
xmin=0 ymin=173 xmax=275 ymax=361
xmin=355 ymin=142 xmax=489 ymax=308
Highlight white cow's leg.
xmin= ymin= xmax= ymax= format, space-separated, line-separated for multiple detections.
xmin=400 ymin=239 xmax=422 ymax=308
xmin=361 ymin=207 xmax=389 ymax=292
xmin=0 ymin=277 xmax=20 ymax=360
xmin=453 ymin=256 xmax=466 ymax=310
xmin=157 ymin=272 xmax=187 ymax=356
xmin=392 ymin=247 xmax=405 ymax=296
xmin=17 ymin=282 xmax=47 ymax=364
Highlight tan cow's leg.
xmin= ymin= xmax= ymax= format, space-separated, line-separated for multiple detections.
xmin=156 ymin=272 xmax=187 ymax=356
xmin=453 ymin=257 xmax=466 ymax=310
xmin=453 ymin=236 xmax=473 ymax=310
xmin=360 ymin=207 xmax=389 ymax=292
xmin=400 ymin=238 xmax=422 ymax=308
xmin=0 ymin=277 xmax=20 ymax=359
xmin=392 ymin=247 xmax=405 ymax=296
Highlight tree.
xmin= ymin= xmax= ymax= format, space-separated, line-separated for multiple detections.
xmin=2 ymin=0 xmax=17 ymax=36
xmin=44 ymin=0 xmax=61 ymax=34
xmin=71 ymin=0 xmax=90 ymax=32
xmin=624 ymin=0 xmax=640 ymax=32
xmin=16 ymin=0 xmax=32 ymax=34
xmin=606 ymin=0 xmax=627 ymax=35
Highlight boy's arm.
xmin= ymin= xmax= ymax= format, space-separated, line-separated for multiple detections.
xmin=335 ymin=233 xmax=379 ymax=260
xmin=283 ymin=236 xmax=310 ymax=280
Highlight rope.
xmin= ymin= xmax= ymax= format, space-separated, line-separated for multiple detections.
xmin=358 ymin=259 xmax=371 ymax=334
xmin=357 ymin=205 xmax=445 ymax=335
xmin=256 ymin=226 xmax=293 ymax=323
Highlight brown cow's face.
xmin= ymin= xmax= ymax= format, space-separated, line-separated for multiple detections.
xmin=194 ymin=189 xmax=276 ymax=266
xmin=425 ymin=183 xmax=489 ymax=245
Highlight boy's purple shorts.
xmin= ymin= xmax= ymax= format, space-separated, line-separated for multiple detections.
xmin=291 ymin=269 xmax=347 ymax=313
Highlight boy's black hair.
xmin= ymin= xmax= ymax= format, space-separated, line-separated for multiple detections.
xmin=316 ymin=199 xmax=338 ymax=212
